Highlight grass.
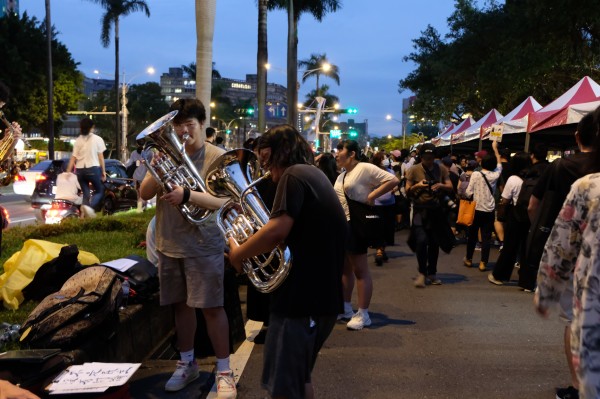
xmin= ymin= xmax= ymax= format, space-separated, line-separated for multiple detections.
xmin=0 ymin=208 xmax=156 ymax=329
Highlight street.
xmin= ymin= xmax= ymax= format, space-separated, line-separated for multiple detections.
xmin=233 ymin=230 xmax=566 ymax=399
xmin=0 ymin=190 xmax=37 ymax=227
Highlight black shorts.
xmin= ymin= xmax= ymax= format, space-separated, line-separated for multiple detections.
xmin=261 ymin=314 xmax=336 ymax=399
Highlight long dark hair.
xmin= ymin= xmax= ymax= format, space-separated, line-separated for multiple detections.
xmin=317 ymin=153 xmax=339 ymax=185
xmin=257 ymin=124 xmax=314 ymax=169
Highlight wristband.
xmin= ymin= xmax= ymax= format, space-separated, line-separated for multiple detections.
xmin=181 ymin=188 xmax=191 ymax=205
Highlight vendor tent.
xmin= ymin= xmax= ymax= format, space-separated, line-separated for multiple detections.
xmin=528 ymin=76 xmax=600 ymax=132
xmin=451 ymin=109 xmax=503 ymax=145
xmin=481 ymin=96 xmax=543 ymax=138
xmin=431 ymin=123 xmax=455 ymax=146
xmin=436 ymin=117 xmax=475 ymax=147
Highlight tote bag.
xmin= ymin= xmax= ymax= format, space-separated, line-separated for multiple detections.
xmin=456 ymin=199 xmax=476 ymax=226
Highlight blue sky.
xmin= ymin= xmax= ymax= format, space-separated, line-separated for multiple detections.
xmin=21 ymin=0 xmax=458 ymax=137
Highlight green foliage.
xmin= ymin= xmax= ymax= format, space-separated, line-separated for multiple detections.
xmin=0 ymin=13 xmax=83 ymax=134
xmin=27 ymin=139 xmax=72 ymax=152
xmin=399 ymin=0 xmax=600 ymax=124
xmin=125 ymin=82 xmax=170 ymax=145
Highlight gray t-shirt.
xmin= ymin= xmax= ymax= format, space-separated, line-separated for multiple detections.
xmin=155 ymin=144 xmax=226 ymax=257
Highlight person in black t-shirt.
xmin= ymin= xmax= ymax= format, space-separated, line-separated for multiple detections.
xmin=228 ymin=124 xmax=347 ymax=399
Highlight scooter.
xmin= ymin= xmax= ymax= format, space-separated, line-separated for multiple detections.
xmin=43 ymin=199 xmax=81 ymax=224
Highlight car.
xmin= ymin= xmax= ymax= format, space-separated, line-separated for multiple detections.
xmin=12 ymin=159 xmax=69 ymax=197
xmin=30 ymin=159 xmax=139 ymax=221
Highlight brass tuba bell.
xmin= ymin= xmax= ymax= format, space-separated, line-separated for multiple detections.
xmin=206 ymin=149 xmax=292 ymax=293
xmin=136 ymin=110 xmax=212 ymax=224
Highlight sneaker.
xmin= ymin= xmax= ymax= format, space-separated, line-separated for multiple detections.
xmin=556 ymin=385 xmax=579 ymax=399
xmin=499 ymin=242 xmax=504 ymax=251
xmin=216 ymin=370 xmax=237 ymax=399
xmin=487 ymin=273 xmax=504 ymax=285
xmin=463 ymin=258 xmax=473 ymax=268
xmin=426 ymin=276 xmax=442 ymax=285
xmin=474 ymin=242 xmax=482 ymax=251
xmin=414 ymin=274 xmax=426 ymax=288
xmin=514 ymin=262 xmax=520 ymax=268
xmin=165 ymin=361 xmax=199 ymax=392
xmin=337 ymin=309 xmax=355 ymax=320
xmin=347 ymin=312 xmax=372 ymax=330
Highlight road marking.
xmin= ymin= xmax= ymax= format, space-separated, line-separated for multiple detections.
xmin=206 ymin=319 xmax=263 ymax=398
xmin=9 ymin=217 xmax=37 ymax=225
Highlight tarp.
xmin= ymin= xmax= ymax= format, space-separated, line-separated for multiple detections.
xmin=491 ymin=96 xmax=543 ymax=136
xmin=436 ymin=117 xmax=475 ymax=147
xmin=451 ymin=109 xmax=503 ymax=144
xmin=528 ymin=76 xmax=600 ymax=132
xmin=431 ymin=123 xmax=455 ymax=146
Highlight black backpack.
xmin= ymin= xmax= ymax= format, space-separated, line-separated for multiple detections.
xmin=513 ymin=174 xmax=539 ymax=223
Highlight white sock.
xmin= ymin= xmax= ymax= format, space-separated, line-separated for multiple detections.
xmin=344 ymin=302 xmax=353 ymax=313
xmin=358 ymin=308 xmax=369 ymax=317
xmin=216 ymin=357 xmax=230 ymax=373
xmin=180 ymin=349 xmax=194 ymax=364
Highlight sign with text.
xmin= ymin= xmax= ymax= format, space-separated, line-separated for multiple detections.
xmin=489 ymin=124 xmax=503 ymax=142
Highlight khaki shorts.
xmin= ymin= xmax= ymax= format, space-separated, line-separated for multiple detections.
xmin=157 ymin=251 xmax=224 ymax=308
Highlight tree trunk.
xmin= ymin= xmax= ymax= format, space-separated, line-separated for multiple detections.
xmin=45 ymin=0 xmax=54 ymax=160
xmin=115 ymin=17 xmax=121 ymax=160
xmin=286 ymin=0 xmax=298 ymax=128
xmin=257 ymin=0 xmax=268 ymax=134
xmin=195 ymin=0 xmax=216 ymax=136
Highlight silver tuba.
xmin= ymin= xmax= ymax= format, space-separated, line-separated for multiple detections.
xmin=136 ymin=110 xmax=212 ymax=225
xmin=206 ymin=149 xmax=292 ymax=293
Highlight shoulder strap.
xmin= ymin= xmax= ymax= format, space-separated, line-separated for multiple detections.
xmin=479 ymin=171 xmax=494 ymax=195
xmin=422 ymin=163 xmax=440 ymax=181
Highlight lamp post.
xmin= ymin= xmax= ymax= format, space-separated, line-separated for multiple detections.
xmin=386 ymin=114 xmax=405 ymax=149
xmin=213 ymin=117 xmax=242 ymax=149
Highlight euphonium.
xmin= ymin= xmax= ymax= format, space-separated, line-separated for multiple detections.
xmin=135 ymin=110 xmax=212 ymax=225
xmin=206 ymin=149 xmax=292 ymax=293
xmin=0 ymin=111 xmax=18 ymax=162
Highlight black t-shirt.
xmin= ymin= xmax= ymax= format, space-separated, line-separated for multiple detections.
xmin=532 ymin=152 xmax=594 ymax=201
xmin=269 ymin=164 xmax=347 ymax=317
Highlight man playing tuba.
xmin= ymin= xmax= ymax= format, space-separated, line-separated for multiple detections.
xmin=0 ymin=81 xmax=23 ymax=186
xmin=228 ymin=124 xmax=348 ymax=399
xmin=139 ymin=99 xmax=236 ymax=398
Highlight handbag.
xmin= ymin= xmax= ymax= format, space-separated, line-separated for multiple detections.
xmin=456 ymin=198 xmax=476 ymax=226
xmin=496 ymin=200 xmax=512 ymax=223
xmin=343 ymin=174 xmax=384 ymax=247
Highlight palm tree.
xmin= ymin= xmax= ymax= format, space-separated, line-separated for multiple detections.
xmin=257 ymin=0 xmax=268 ymax=133
xmin=86 ymin=0 xmax=150 ymax=161
xmin=195 ymin=0 xmax=216 ymax=125
xmin=299 ymin=53 xmax=340 ymax=97
xmin=269 ymin=0 xmax=342 ymax=126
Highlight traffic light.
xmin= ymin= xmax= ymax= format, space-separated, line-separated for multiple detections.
xmin=349 ymin=129 xmax=358 ymax=138
xmin=337 ymin=107 xmax=358 ymax=114
xmin=347 ymin=107 xmax=358 ymax=114
xmin=234 ymin=107 xmax=255 ymax=116
xmin=246 ymin=107 xmax=255 ymax=115
xmin=226 ymin=129 xmax=231 ymax=134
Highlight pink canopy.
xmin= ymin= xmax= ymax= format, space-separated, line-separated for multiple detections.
xmin=480 ymin=96 xmax=543 ymax=138
xmin=451 ymin=109 xmax=503 ymax=144
xmin=528 ymin=76 xmax=600 ymax=132
xmin=436 ymin=117 xmax=475 ymax=147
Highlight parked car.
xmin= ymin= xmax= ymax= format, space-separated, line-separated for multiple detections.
xmin=13 ymin=158 xmax=70 ymax=197
xmin=31 ymin=159 xmax=138 ymax=221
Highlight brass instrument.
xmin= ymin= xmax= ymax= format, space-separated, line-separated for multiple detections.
xmin=206 ymin=149 xmax=292 ymax=293
xmin=0 ymin=111 xmax=19 ymax=162
xmin=135 ymin=110 xmax=212 ymax=225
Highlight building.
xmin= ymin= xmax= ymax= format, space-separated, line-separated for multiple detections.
xmin=159 ymin=67 xmax=288 ymax=131
xmin=83 ymin=76 xmax=115 ymax=98
xmin=0 ymin=0 xmax=18 ymax=17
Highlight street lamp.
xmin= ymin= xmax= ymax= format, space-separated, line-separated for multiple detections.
xmin=213 ymin=117 xmax=242 ymax=149
xmin=386 ymin=114 xmax=405 ymax=149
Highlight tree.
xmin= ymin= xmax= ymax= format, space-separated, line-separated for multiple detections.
xmin=85 ymin=0 xmax=150 ymax=161
xmin=257 ymin=0 xmax=268 ymax=133
xmin=195 ymin=0 xmax=217 ymax=125
xmin=269 ymin=0 xmax=342 ymax=126
xmin=299 ymin=53 xmax=340 ymax=97
xmin=0 ymin=12 xmax=82 ymax=134
xmin=125 ymin=82 xmax=170 ymax=144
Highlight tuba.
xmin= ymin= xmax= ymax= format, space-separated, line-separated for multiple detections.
xmin=0 ymin=111 xmax=21 ymax=186
xmin=136 ymin=110 xmax=212 ymax=225
xmin=206 ymin=149 xmax=292 ymax=293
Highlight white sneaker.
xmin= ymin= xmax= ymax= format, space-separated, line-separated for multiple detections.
xmin=337 ymin=309 xmax=354 ymax=320
xmin=347 ymin=312 xmax=372 ymax=331
xmin=81 ymin=205 xmax=96 ymax=218
xmin=165 ymin=361 xmax=199 ymax=392
xmin=216 ymin=370 xmax=237 ymax=399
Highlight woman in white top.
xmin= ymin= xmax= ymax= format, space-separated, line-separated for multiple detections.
xmin=334 ymin=140 xmax=399 ymax=331
xmin=488 ymin=152 xmax=531 ymax=285
xmin=67 ymin=118 xmax=107 ymax=212
xmin=464 ymin=140 xmax=502 ymax=271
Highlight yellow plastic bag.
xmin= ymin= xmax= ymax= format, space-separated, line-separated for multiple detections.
xmin=0 ymin=239 xmax=100 ymax=310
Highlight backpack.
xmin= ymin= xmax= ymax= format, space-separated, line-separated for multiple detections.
xmin=126 ymin=162 xmax=137 ymax=178
xmin=513 ymin=174 xmax=540 ymax=223
xmin=19 ymin=266 xmax=122 ymax=349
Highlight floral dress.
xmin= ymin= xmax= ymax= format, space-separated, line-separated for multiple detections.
xmin=536 ymin=173 xmax=600 ymax=399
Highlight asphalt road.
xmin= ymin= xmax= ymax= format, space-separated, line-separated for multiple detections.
xmin=233 ymin=230 xmax=566 ymax=399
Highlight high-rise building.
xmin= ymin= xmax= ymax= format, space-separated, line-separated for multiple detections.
xmin=0 ymin=0 xmax=18 ymax=17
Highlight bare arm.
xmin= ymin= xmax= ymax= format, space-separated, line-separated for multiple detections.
xmin=492 ymin=140 xmax=501 ymax=164
xmin=98 ymin=152 xmax=106 ymax=182
xmin=161 ymin=186 xmax=228 ymax=210
xmin=139 ymin=173 xmax=160 ymax=201
xmin=367 ymin=176 xmax=400 ymax=205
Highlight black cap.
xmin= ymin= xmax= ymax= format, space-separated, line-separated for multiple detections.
xmin=420 ymin=143 xmax=436 ymax=154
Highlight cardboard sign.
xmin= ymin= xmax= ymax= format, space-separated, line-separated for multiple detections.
xmin=489 ymin=124 xmax=503 ymax=142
